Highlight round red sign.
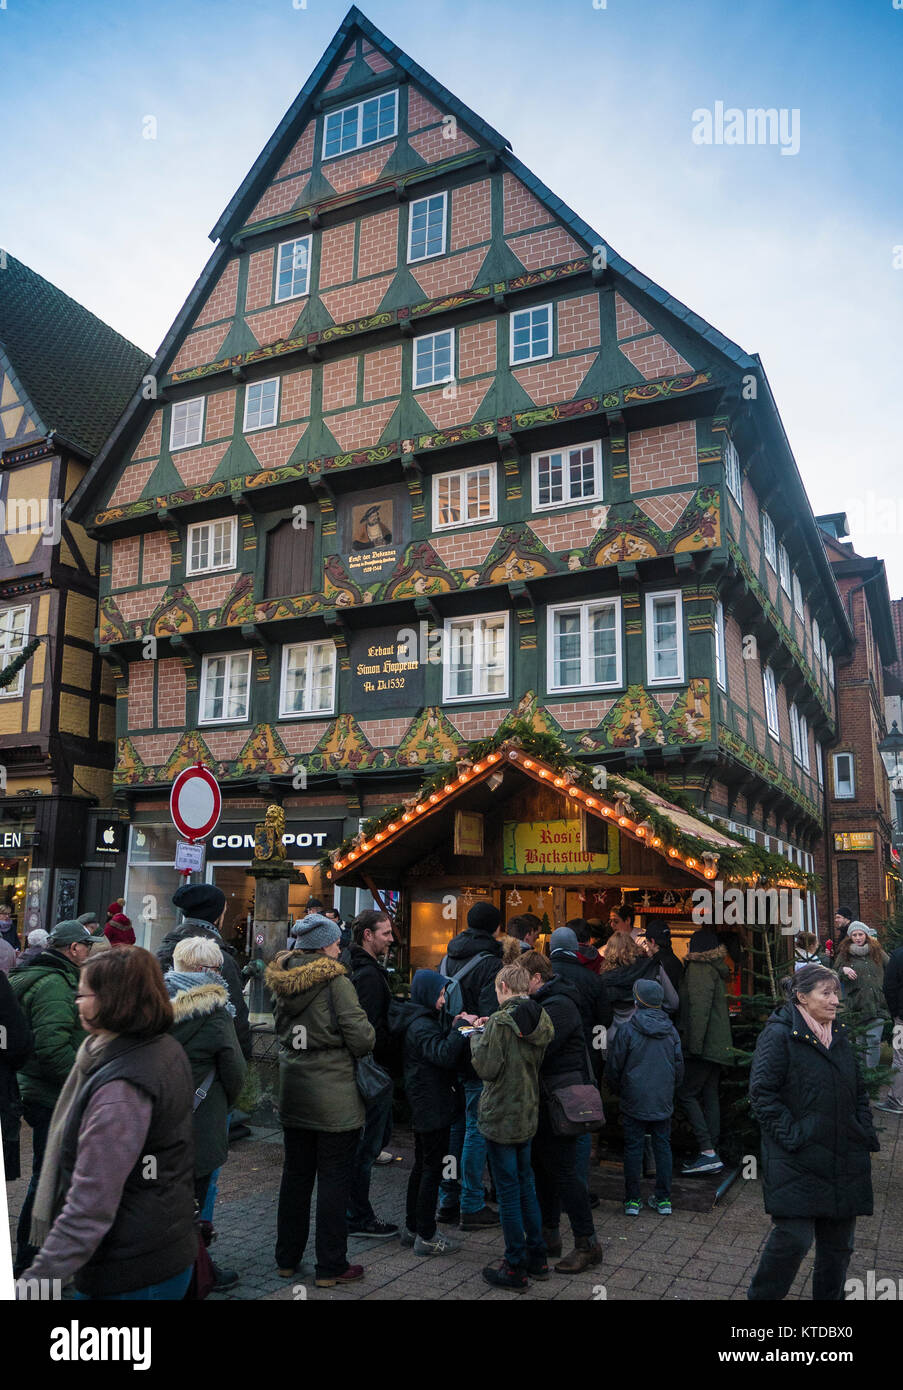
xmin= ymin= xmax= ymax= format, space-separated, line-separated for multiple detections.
xmin=170 ymin=763 xmax=222 ymax=843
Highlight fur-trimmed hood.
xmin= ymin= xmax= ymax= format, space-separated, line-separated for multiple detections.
xmin=167 ymin=978 xmax=230 ymax=1023
xmin=686 ymin=944 xmax=729 ymax=969
xmin=264 ymin=950 xmax=347 ymax=998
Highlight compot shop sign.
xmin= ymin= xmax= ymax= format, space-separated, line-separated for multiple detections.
xmin=207 ymin=820 xmax=344 ymax=858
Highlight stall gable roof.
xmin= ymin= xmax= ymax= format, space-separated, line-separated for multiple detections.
xmin=328 ymin=743 xmax=720 ymax=886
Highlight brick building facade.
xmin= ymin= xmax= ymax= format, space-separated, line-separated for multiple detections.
xmin=69 ymin=6 xmax=853 ymax=959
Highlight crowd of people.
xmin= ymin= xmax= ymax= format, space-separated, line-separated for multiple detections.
xmin=0 ymin=891 xmax=899 ymax=1300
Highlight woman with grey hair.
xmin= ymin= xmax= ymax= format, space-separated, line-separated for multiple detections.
xmin=747 ymin=963 xmax=879 ymax=1300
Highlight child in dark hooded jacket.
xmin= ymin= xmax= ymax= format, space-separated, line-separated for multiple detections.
xmin=606 ymin=978 xmax=684 ymax=1216
xmin=392 ymin=969 xmax=472 ymax=1256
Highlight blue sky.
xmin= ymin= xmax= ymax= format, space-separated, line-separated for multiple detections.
xmin=4 ymin=0 xmax=902 ymax=591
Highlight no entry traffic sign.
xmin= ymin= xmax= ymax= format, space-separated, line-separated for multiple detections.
xmin=170 ymin=763 xmax=222 ymax=843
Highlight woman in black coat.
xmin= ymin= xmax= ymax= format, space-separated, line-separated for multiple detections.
xmin=0 ymin=971 xmax=33 ymax=1181
xmin=391 ymin=969 xmax=471 ymax=1256
xmin=748 ymin=963 xmax=879 ymax=1301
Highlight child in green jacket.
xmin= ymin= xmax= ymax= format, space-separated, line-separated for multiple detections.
xmin=470 ymin=962 xmax=553 ymax=1292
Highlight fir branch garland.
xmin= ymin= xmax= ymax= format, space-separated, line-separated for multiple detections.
xmin=0 ymin=637 xmax=40 ymax=690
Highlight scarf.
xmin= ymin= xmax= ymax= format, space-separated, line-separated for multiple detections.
xmin=796 ymin=1004 xmax=833 ymax=1050
xmin=164 ymin=967 xmax=235 ymax=1016
xmin=30 ymin=1033 xmax=113 ymax=1247
xmin=848 ymin=943 xmax=870 ymax=958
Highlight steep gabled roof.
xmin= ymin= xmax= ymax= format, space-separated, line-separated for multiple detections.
xmin=0 ymin=254 xmax=151 ymax=458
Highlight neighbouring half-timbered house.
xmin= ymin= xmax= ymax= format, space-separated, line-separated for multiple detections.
xmin=0 ymin=255 xmax=150 ymax=931
xmin=68 ymin=6 xmax=852 ymax=964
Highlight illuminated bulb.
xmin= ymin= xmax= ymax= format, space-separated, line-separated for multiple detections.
xmin=361 ymin=842 xmax=370 ymax=853
xmin=429 ymin=794 xmax=439 ymax=804
xmin=415 ymin=805 xmax=425 ymax=815
xmin=474 ymin=763 xmax=485 ymax=774
xmin=388 ymin=823 xmax=398 ymax=833
xmin=554 ymin=777 xmax=564 ymax=788
xmin=488 ymin=752 xmax=500 ymax=763
xmin=668 ymin=849 xmax=679 ymax=859
xmin=586 ymin=798 xmax=597 ymax=808
xmin=568 ymin=787 xmax=580 ymax=797
xmin=539 ymin=769 xmax=549 ymax=779
xmin=524 ymin=760 xmax=534 ymax=769
xmin=375 ymin=834 xmax=384 ymax=843
xmin=402 ymin=813 xmax=412 ymax=822
xmin=652 ymin=837 xmax=662 ymax=847
xmin=705 ymin=869 xmax=716 ymax=879
xmin=349 ymin=851 xmax=358 ymax=860
xmin=508 ymin=749 xmax=518 ymax=758
xmin=602 ymin=807 xmax=612 ymax=817
xmin=686 ymin=858 xmax=696 ymax=869
xmin=636 ymin=827 xmax=646 ymax=837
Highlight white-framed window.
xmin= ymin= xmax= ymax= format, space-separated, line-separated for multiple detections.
xmin=433 ymin=464 xmax=496 ymax=530
xmin=443 ymin=613 xmax=509 ymax=702
xmin=0 ymin=605 xmax=29 ymax=698
xmin=322 ymin=89 xmax=398 ymax=160
xmin=532 ymin=440 xmax=601 ymax=510
xmin=279 ymin=641 xmax=336 ymax=717
xmin=170 ymin=397 xmax=204 ymax=451
xmin=762 ymin=666 xmax=780 ymax=740
xmin=414 ymin=329 xmax=454 ymax=390
xmin=815 ymin=741 xmax=824 ymax=787
xmin=820 ymin=637 xmax=828 ymax=670
xmin=742 ymin=826 xmax=757 ymax=844
xmin=645 ymin=590 xmax=684 ymax=686
xmin=724 ymin=436 xmax=742 ymax=506
xmin=762 ymin=512 xmax=776 ymax=570
xmin=186 ymin=518 xmax=237 ymax=576
xmin=548 ymin=598 xmax=622 ymax=692
xmin=799 ymin=712 xmax=810 ymax=772
xmin=715 ymin=600 xmax=727 ymax=692
xmin=792 ymin=572 xmax=804 ymax=619
xmin=199 ymin=651 xmax=251 ymax=724
xmin=244 ymin=378 xmax=280 ymax=432
xmin=510 ymin=304 xmax=552 ymax=364
xmin=275 ymin=236 xmax=312 ymax=302
xmin=828 ymin=654 xmax=835 ymax=687
xmin=812 ymin=618 xmax=820 ymax=664
xmin=833 ymin=752 xmax=855 ymax=799
xmin=407 ymin=192 xmax=447 ymax=263
xmin=778 ymin=542 xmax=791 ymax=595
xmin=789 ymin=703 xmax=802 ymax=764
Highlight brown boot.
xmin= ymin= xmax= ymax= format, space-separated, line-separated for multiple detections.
xmin=555 ymin=1236 xmax=603 ymax=1274
xmin=542 ymin=1226 xmax=562 ymax=1257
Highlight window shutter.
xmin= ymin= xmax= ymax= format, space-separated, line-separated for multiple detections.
xmin=264 ymin=519 xmax=313 ymax=598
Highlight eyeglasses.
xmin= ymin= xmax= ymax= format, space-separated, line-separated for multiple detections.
xmin=75 ymin=992 xmax=96 ymax=1001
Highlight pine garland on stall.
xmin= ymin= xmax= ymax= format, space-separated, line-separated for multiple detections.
xmin=0 ymin=637 xmax=39 ymax=690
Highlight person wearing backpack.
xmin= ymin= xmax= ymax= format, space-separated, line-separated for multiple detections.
xmin=438 ymin=902 xmax=504 ymax=1230
xmin=390 ymin=969 xmax=475 ymax=1254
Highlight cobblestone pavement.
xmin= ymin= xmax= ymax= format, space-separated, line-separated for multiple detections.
xmin=8 ymin=1110 xmax=903 ymax=1302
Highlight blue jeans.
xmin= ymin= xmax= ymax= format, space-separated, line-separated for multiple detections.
xmin=486 ymin=1140 xmax=546 ymax=1269
xmin=347 ymin=1085 xmax=394 ymax=1225
xmin=439 ymin=1087 xmax=465 ymax=1204
xmin=460 ymin=1080 xmax=488 ymax=1214
xmin=73 ymin=1265 xmax=193 ymax=1301
xmin=622 ymin=1115 xmax=672 ymax=1202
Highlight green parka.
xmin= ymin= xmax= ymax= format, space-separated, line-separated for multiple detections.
xmin=9 ymin=949 xmax=83 ymax=1108
xmin=167 ymin=977 xmax=248 ymax=1178
xmin=677 ymin=944 xmax=734 ymax=1065
xmin=836 ymin=950 xmax=889 ymax=1026
xmin=265 ymin=951 xmax=375 ymax=1133
xmin=470 ymin=994 xmax=554 ymax=1144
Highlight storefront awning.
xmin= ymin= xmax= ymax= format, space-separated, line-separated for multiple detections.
xmin=328 ymin=742 xmax=736 ymax=890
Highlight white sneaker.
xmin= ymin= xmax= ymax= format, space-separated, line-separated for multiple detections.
xmin=413 ymin=1233 xmax=460 ymax=1256
xmin=374 ymin=1150 xmax=394 ymax=1165
xmin=874 ymin=1096 xmax=903 ymax=1114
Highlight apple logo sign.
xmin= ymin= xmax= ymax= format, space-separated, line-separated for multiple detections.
xmin=103 ymin=826 xmax=115 ymax=845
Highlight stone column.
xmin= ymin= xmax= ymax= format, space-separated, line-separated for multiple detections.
xmin=247 ymin=860 xmax=301 ymax=1024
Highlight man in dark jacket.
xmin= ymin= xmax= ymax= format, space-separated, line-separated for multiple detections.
xmin=391 ymin=969 xmax=471 ymax=1254
xmin=676 ymin=928 xmax=733 ymax=1174
xmin=877 ymin=942 xmax=903 ymax=1113
xmin=345 ymin=909 xmax=399 ymax=1238
xmin=570 ymin=918 xmax=603 ymax=975
xmin=548 ymin=927 xmax=613 ymax=1057
xmin=9 ymin=919 xmax=93 ymax=1273
xmin=0 ymin=970 xmax=32 ymax=1182
xmin=522 ymin=951 xmax=602 ymax=1274
xmin=157 ymin=884 xmax=252 ymax=1060
xmin=643 ymin=921 xmax=684 ymax=994
xmin=442 ymin=901 xmax=504 ymax=1229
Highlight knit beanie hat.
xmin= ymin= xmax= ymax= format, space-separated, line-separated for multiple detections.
xmin=634 ymin=978 xmax=664 ymax=1009
xmin=644 ymin=921 xmax=671 ymax=947
xmin=836 ymin=906 xmax=854 ymax=922
xmin=411 ymin=969 xmax=449 ymax=1011
xmin=290 ymin=913 xmax=341 ymax=951
xmin=847 ymin=920 xmax=870 ymax=936
xmin=549 ymin=926 xmax=579 ymax=955
xmin=172 ymin=883 xmax=226 ymax=925
xmin=688 ymin=927 xmax=719 ymax=953
xmin=467 ymin=901 xmax=501 ymax=934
